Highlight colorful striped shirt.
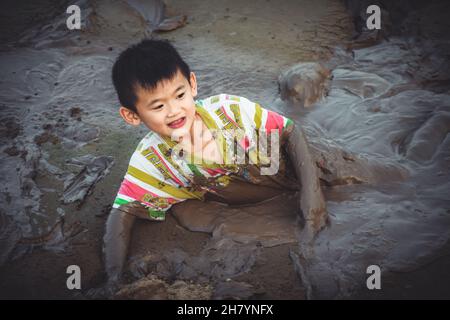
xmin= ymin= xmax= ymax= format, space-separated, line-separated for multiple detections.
xmin=113 ymin=94 xmax=294 ymax=220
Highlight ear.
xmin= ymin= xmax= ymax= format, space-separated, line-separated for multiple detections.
xmin=189 ymin=72 xmax=198 ymax=98
xmin=119 ymin=106 xmax=141 ymax=126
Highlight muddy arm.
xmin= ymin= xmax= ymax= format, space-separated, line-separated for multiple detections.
xmin=284 ymin=123 xmax=328 ymax=240
xmin=103 ymin=208 xmax=137 ymax=285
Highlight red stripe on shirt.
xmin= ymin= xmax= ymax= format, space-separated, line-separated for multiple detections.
xmin=118 ymin=178 xmax=178 ymax=207
xmin=265 ymin=110 xmax=285 ymax=135
xmin=118 ymin=178 xmax=158 ymax=201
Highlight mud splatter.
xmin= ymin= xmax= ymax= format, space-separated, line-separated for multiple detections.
xmin=1 ymin=0 xmax=449 ymax=300
xmin=63 ymin=155 xmax=114 ymax=205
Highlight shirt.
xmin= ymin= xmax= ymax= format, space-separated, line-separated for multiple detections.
xmin=112 ymin=93 xmax=295 ymax=220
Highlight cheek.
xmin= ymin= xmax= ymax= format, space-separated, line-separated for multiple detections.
xmin=143 ymin=113 xmax=166 ymax=129
xmin=185 ymin=104 xmax=196 ymax=118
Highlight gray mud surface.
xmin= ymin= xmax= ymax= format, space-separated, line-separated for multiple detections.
xmin=1 ymin=0 xmax=449 ymax=299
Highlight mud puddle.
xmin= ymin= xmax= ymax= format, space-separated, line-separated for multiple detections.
xmin=1 ymin=0 xmax=449 ymax=299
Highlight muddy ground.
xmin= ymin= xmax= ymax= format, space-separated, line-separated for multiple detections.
xmin=1 ymin=0 xmax=450 ymax=299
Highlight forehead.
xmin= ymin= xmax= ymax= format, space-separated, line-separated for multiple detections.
xmin=136 ymin=70 xmax=188 ymax=101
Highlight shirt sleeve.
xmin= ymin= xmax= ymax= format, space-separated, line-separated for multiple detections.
xmin=221 ymin=94 xmax=295 ymax=139
xmin=112 ymin=175 xmax=184 ymax=221
xmin=112 ymin=148 xmax=204 ymax=221
xmin=215 ymin=95 xmax=295 ymax=168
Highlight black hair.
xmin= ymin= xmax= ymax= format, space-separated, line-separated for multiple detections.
xmin=112 ymin=39 xmax=191 ymax=113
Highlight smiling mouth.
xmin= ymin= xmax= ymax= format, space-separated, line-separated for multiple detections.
xmin=168 ymin=117 xmax=186 ymax=129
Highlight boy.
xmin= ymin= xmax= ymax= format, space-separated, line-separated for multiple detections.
xmin=103 ymin=39 xmax=327 ymax=290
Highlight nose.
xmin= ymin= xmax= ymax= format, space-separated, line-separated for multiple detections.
xmin=167 ymin=101 xmax=181 ymax=118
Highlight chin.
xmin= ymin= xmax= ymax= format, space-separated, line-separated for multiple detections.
xmin=168 ymin=126 xmax=189 ymax=141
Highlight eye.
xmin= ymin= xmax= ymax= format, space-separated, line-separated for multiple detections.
xmin=154 ymin=104 xmax=163 ymax=110
xmin=177 ymin=92 xmax=185 ymax=99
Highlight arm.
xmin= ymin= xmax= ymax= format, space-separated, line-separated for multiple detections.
xmin=284 ymin=123 xmax=328 ymax=241
xmin=226 ymin=97 xmax=328 ymax=238
xmin=103 ymin=207 xmax=137 ymax=285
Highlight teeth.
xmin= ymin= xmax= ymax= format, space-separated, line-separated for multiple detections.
xmin=170 ymin=117 xmax=184 ymax=126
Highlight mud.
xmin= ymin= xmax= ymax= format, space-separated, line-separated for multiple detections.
xmin=1 ymin=0 xmax=449 ymax=300
xmin=278 ymin=62 xmax=332 ymax=108
xmin=62 ymin=155 xmax=114 ymax=204
xmin=173 ymin=193 xmax=299 ymax=247
xmin=114 ymin=275 xmax=212 ymax=300
xmin=116 ymin=214 xmax=304 ymax=300
xmin=285 ymin=1 xmax=450 ymax=298
xmin=126 ymin=0 xmax=187 ymax=33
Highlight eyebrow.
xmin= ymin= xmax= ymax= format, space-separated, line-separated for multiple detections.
xmin=147 ymin=84 xmax=186 ymax=107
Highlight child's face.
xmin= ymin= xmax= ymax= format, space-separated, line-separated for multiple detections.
xmin=120 ymin=70 xmax=198 ymax=140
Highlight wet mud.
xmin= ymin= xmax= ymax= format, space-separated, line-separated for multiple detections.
xmin=1 ymin=0 xmax=449 ymax=299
